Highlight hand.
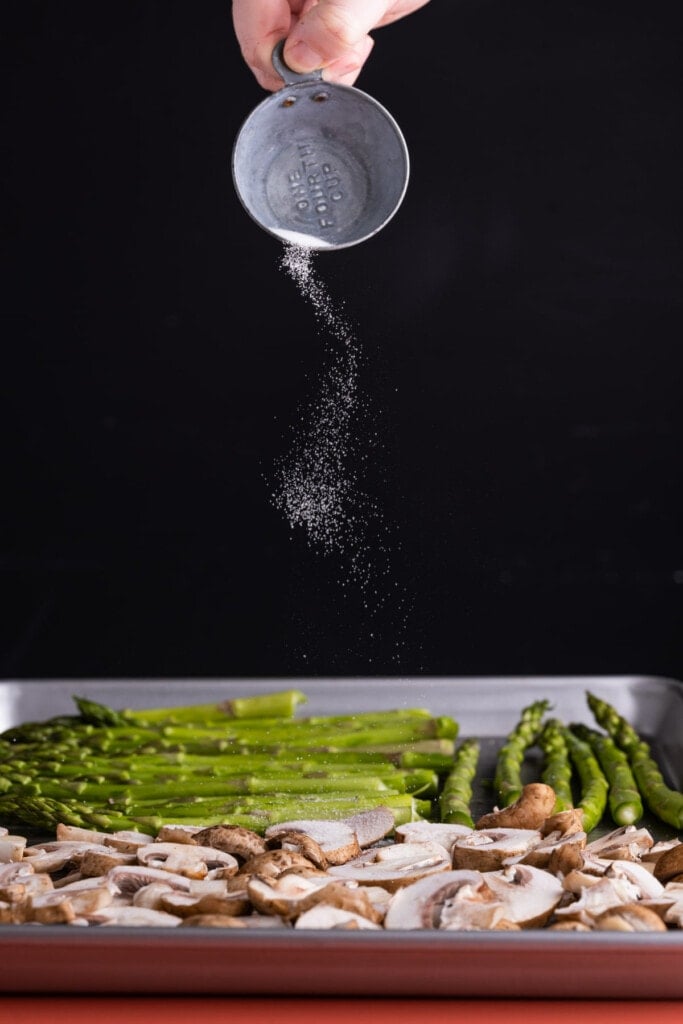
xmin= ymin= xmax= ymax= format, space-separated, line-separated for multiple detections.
xmin=232 ymin=0 xmax=431 ymax=92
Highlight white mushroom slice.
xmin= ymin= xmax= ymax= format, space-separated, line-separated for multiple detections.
xmin=86 ymin=905 xmax=182 ymax=927
xmin=341 ymin=807 xmax=396 ymax=847
xmin=0 ymin=835 xmax=27 ymax=863
xmin=132 ymin=882 xmax=177 ymax=910
xmin=594 ymin=903 xmax=668 ymax=932
xmin=554 ymin=875 xmax=641 ymax=923
xmin=159 ymin=889 xmax=251 ymax=919
xmin=34 ymin=885 xmax=113 ymax=917
xmin=642 ymin=837 xmax=681 ymax=864
xmin=247 ymin=871 xmax=335 ymax=919
xmin=395 ymin=821 xmax=473 ymax=853
xmin=451 ymin=829 xmax=542 ymax=872
xmin=264 ymin=819 xmax=361 ymax=866
xmin=136 ymin=842 xmax=238 ymax=879
xmin=327 ymin=841 xmax=452 ymax=893
xmin=540 ymin=809 xmax=585 ymax=837
xmin=106 ymin=864 xmax=191 ymax=896
xmin=484 ymin=865 xmax=564 ymax=928
xmin=606 ymin=859 xmax=665 ymax=900
xmin=662 ymin=882 xmax=683 ymax=928
xmin=266 ymin=831 xmax=329 ymax=870
xmin=384 ymin=870 xmax=499 ymax=930
xmin=584 ymin=826 xmax=654 ymax=861
xmin=56 ymin=823 xmax=155 ymax=852
xmin=178 ymin=914 xmax=249 ymax=928
xmin=23 ymin=841 xmax=114 ymax=873
xmin=295 ymin=904 xmax=383 ymax=930
xmin=563 ymin=869 xmax=611 ymax=895
xmin=28 ymin=893 xmax=77 ymax=925
xmin=155 ymin=825 xmax=204 ymax=844
xmin=0 ymin=861 xmax=36 ymax=886
xmin=0 ymin=827 xmax=7 ymax=836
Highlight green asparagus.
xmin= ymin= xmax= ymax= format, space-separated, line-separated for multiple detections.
xmin=439 ymin=737 xmax=480 ymax=827
xmin=561 ymin=725 xmax=608 ymax=833
xmin=494 ymin=699 xmax=551 ymax=806
xmin=571 ymin=722 xmax=643 ymax=826
xmin=586 ymin=691 xmax=683 ymax=830
xmin=538 ymin=718 xmax=574 ymax=813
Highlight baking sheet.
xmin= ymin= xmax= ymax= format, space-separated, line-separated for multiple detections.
xmin=1 ymin=674 xmax=682 ymax=998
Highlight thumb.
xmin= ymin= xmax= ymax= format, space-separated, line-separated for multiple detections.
xmin=284 ymin=0 xmax=391 ymax=73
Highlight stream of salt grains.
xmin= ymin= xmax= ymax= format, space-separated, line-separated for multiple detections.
xmin=270 ymin=244 xmax=411 ymax=664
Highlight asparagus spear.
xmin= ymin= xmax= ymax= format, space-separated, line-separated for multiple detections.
xmin=439 ymin=737 xmax=480 ymax=827
xmin=571 ymin=723 xmax=643 ymax=826
xmin=538 ymin=719 xmax=574 ymax=813
xmin=586 ymin=691 xmax=683 ymax=830
xmin=561 ymin=726 xmax=608 ymax=833
xmin=494 ymin=699 xmax=551 ymax=806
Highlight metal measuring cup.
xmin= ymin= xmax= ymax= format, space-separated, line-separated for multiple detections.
xmin=232 ymin=41 xmax=410 ymax=250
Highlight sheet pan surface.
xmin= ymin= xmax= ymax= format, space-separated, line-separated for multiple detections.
xmin=1 ymin=675 xmax=681 ymax=998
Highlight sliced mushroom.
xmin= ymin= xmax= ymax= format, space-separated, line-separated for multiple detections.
xmin=295 ymin=904 xmax=383 ymax=930
xmin=384 ymin=869 xmax=501 ymax=930
xmin=584 ymin=826 xmax=654 ymax=862
xmin=56 ymin=823 xmax=155 ymax=852
xmin=23 ymin=841 xmax=114 ymax=874
xmin=653 ymin=844 xmax=683 ymax=884
xmin=136 ymin=842 xmax=238 ymax=880
xmin=475 ymin=783 xmax=557 ymax=831
xmin=246 ymin=871 xmax=336 ymax=919
xmin=264 ymin=819 xmax=361 ymax=866
xmin=132 ymin=881 xmax=177 ymax=910
xmin=265 ymin=830 xmax=329 ymax=870
xmin=341 ymin=806 xmax=396 ymax=847
xmin=594 ymin=903 xmax=668 ymax=932
xmin=451 ymin=829 xmax=542 ymax=872
xmin=484 ymin=865 xmax=564 ymax=928
xmin=554 ymin=874 xmax=641 ymax=924
xmin=106 ymin=864 xmax=192 ymax=897
xmin=327 ymin=841 xmax=452 ymax=892
xmin=79 ymin=849 xmax=137 ymax=877
xmin=158 ymin=889 xmax=251 ymax=919
xmin=155 ymin=824 xmax=204 ymax=844
xmin=395 ymin=821 xmax=473 ymax=853
xmin=642 ymin=837 xmax=681 ymax=864
xmin=662 ymin=882 xmax=683 ymax=927
xmin=547 ymin=920 xmax=592 ymax=932
xmin=86 ymin=905 xmax=182 ymax=927
xmin=238 ymin=849 xmax=319 ymax=881
xmin=178 ymin=914 xmax=249 ymax=928
xmin=192 ymin=825 xmax=267 ymax=861
xmin=0 ymin=834 xmax=27 ymax=863
xmin=540 ymin=809 xmax=585 ymax=837
xmin=521 ymin=829 xmax=587 ymax=871
xmin=606 ymin=859 xmax=665 ymax=900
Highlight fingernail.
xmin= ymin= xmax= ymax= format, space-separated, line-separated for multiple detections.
xmin=286 ymin=39 xmax=325 ymax=73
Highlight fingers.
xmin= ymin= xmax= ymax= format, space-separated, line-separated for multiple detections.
xmin=283 ymin=1 xmax=394 ymax=77
xmin=232 ymin=0 xmax=300 ymax=92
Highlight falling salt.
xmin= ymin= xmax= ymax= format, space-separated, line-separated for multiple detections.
xmin=270 ymin=244 xmax=415 ymax=664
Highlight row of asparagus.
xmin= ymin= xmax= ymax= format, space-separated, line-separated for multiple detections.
xmin=1 ymin=688 xmax=681 ymax=836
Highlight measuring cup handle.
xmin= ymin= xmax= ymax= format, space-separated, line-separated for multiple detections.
xmin=272 ymin=39 xmax=324 ymax=86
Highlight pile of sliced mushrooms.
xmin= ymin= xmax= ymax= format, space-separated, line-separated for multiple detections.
xmin=2 ymin=784 xmax=682 ymax=931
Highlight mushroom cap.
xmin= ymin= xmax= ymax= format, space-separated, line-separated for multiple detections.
xmin=295 ymin=904 xmax=383 ymax=930
xmin=192 ymin=825 xmax=267 ymax=861
xmin=594 ymin=903 xmax=668 ymax=932
xmin=475 ymin=784 xmax=557 ymax=831
xmin=264 ymin=819 xmax=361 ymax=865
xmin=653 ymin=843 xmax=683 ymax=884
xmin=585 ymin=826 xmax=654 ymax=862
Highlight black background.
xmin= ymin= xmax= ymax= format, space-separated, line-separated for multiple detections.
xmin=2 ymin=1 xmax=682 ymax=682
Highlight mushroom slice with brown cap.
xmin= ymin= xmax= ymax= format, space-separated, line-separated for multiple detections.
xmin=483 ymin=865 xmax=564 ymax=928
xmin=265 ymin=830 xmax=329 ymax=870
xmin=384 ymin=869 xmax=500 ymax=930
xmin=238 ymin=848 xmax=319 ymax=882
xmin=540 ymin=809 xmax=585 ymax=837
xmin=554 ymin=874 xmax=641 ymax=925
xmin=475 ymin=783 xmax=557 ymax=831
xmin=594 ymin=903 xmax=668 ymax=932
xmin=107 ymin=864 xmax=192 ymax=897
xmin=521 ymin=829 xmax=587 ymax=870
xmin=295 ymin=904 xmax=383 ymax=930
xmin=327 ymin=841 xmax=452 ymax=893
xmin=451 ymin=829 xmax=542 ymax=872
xmin=341 ymin=806 xmax=396 ymax=847
xmin=136 ymin=842 xmax=238 ymax=880
xmin=395 ymin=821 xmax=473 ymax=853
xmin=79 ymin=849 xmax=137 ymax=877
xmin=192 ymin=825 xmax=267 ymax=861
xmin=23 ymin=841 xmax=114 ymax=874
xmin=264 ymin=819 xmax=360 ymax=865
xmin=246 ymin=870 xmax=336 ymax=919
xmin=159 ymin=889 xmax=252 ymax=919
xmin=653 ymin=844 xmax=683 ymax=884
xmin=585 ymin=826 xmax=654 ymax=862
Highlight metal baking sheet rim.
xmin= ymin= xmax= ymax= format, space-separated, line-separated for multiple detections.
xmin=1 ymin=674 xmax=682 ymax=999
